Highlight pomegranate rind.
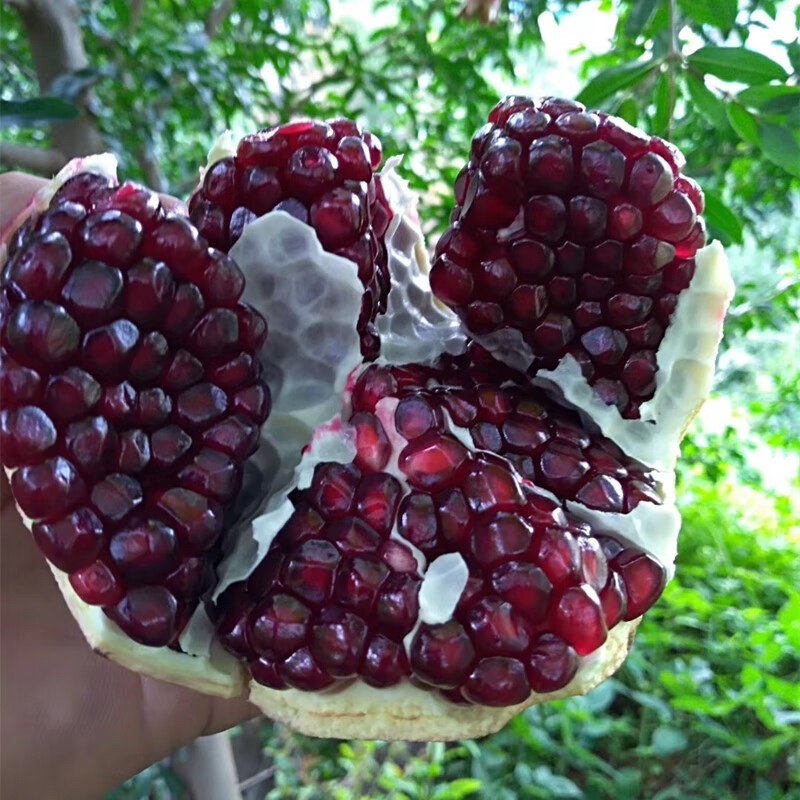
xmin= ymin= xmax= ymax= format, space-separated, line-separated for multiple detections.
xmin=247 ymin=619 xmax=637 ymax=741
xmin=50 ymin=564 xmax=244 ymax=696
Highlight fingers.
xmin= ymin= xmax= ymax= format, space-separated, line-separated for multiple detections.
xmin=0 ymin=172 xmax=47 ymax=235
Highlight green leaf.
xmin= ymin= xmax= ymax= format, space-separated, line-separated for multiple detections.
xmin=727 ymin=104 xmax=760 ymax=146
xmin=777 ymin=593 xmax=800 ymax=649
xmin=431 ymin=778 xmax=483 ymax=800
xmin=703 ymin=191 xmax=744 ymax=245
xmin=577 ymin=60 xmax=659 ymax=107
xmin=678 ymin=0 xmax=737 ymax=31
xmin=684 ymin=72 xmax=728 ymax=130
xmin=531 ymin=767 xmax=584 ymax=798
xmin=624 ymin=0 xmax=663 ymax=39
xmin=688 ymin=46 xmax=789 ymax=84
xmin=0 ymin=97 xmax=79 ymax=127
xmin=653 ymin=70 xmax=673 ymax=135
xmin=652 ymin=725 xmax=689 ymax=755
xmin=759 ymin=122 xmax=800 ymax=177
xmin=737 ymin=84 xmax=800 ymax=114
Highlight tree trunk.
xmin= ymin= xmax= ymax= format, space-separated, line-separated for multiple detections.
xmin=10 ymin=0 xmax=105 ymax=163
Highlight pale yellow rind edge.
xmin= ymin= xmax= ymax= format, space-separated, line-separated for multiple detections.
xmin=247 ymin=620 xmax=638 ymax=741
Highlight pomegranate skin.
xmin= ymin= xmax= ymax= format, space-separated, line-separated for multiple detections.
xmin=1 ymin=168 xmax=271 ymax=647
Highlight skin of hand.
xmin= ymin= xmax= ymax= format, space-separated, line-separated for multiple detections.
xmin=0 ymin=172 xmax=257 ymax=800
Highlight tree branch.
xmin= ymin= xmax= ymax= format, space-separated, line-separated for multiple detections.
xmin=11 ymin=0 xmax=105 ymax=159
xmin=136 ymin=144 xmax=166 ymax=193
xmin=205 ymin=0 xmax=236 ymax=38
xmin=173 ymin=733 xmax=243 ymax=800
xmin=0 ymin=142 xmax=67 ymax=174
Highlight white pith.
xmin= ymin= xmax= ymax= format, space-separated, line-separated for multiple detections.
xmin=1 ymin=139 xmax=733 ymax=743
xmin=483 ymin=242 xmax=735 ymax=473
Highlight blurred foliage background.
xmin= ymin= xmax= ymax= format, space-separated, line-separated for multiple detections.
xmin=2 ymin=0 xmax=798 ymax=798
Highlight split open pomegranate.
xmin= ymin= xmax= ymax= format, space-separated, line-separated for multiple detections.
xmin=0 ymin=99 xmax=734 ymax=739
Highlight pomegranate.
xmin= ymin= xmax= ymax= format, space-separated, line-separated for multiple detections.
xmin=0 ymin=100 xmax=734 ymax=740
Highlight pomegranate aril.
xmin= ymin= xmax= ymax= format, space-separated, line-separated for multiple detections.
xmin=600 ymin=570 xmax=628 ymax=627
xmin=491 ymin=561 xmax=552 ymax=623
xmin=165 ymin=557 xmax=212 ymax=600
xmin=535 ymin=527 xmax=580 ymax=589
xmin=361 ymin=634 xmax=409 ymax=687
xmin=155 ymin=487 xmax=223 ymax=555
xmin=116 ymin=428 xmax=151 ymax=473
xmin=69 ymin=559 xmax=124 ymax=606
xmin=553 ymin=584 xmax=607 ymax=656
xmin=249 ymin=593 xmax=311 ymax=660
xmin=410 ymin=620 xmax=476 ymax=689
xmin=79 ymin=211 xmax=143 ymax=267
xmin=465 ymin=596 xmax=531 ymax=654
xmin=278 ymin=647 xmax=335 ymax=691
xmin=163 ymin=350 xmax=204 ymax=394
xmin=124 ymin=259 xmax=175 ymax=327
xmin=527 ymin=633 xmax=579 ymax=693
xmin=462 ymin=657 xmax=531 ymax=707
xmin=32 ymin=507 xmax=104 ymax=571
xmin=309 ymin=462 xmax=360 ymax=517
xmin=163 ymin=284 xmax=205 ymax=342
xmin=91 ymin=473 xmax=143 ymax=522
xmin=11 ymin=456 xmax=86 ymax=520
xmin=576 ymin=474 xmax=624 ymax=512
xmin=37 ymin=202 xmax=87 ymax=244
xmin=354 ymin=472 xmax=401 ymax=535
xmin=149 ymin=425 xmax=192 ymax=470
xmin=250 ymin=658 xmax=287 ymax=690
xmin=109 ymin=518 xmax=177 ymax=581
xmin=399 ymin=432 xmax=470 ymax=491
xmin=309 ymin=607 xmax=369 ymax=677
xmin=3 ymin=232 xmax=72 ymax=300
xmin=398 ymin=493 xmax=439 ymax=552
xmin=6 ymin=301 xmax=80 ymax=367
xmin=282 ymin=538 xmax=340 ymax=607
xmin=613 ymin=550 xmax=667 ymax=619
xmin=202 ymin=414 xmax=259 ymax=459
xmin=471 ymin=513 xmax=533 ymax=568
xmin=0 ymin=406 xmax=57 ymax=467
xmin=375 ymin=573 xmax=421 ymax=636
xmin=216 ymin=586 xmax=254 ymax=658
xmin=178 ymin=449 xmax=240 ymax=502
xmin=106 ymin=586 xmax=178 ymax=647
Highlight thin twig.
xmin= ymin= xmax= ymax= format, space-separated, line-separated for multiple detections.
xmin=237 ymin=766 xmax=277 ymax=792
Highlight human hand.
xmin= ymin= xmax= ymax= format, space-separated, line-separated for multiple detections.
xmin=0 ymin=172 xmax=256 ymax=800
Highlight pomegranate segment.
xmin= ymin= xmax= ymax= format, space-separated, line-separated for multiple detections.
xmin=0 ymin=162 xmax=270 ymax=648
xmin=430 ymin=95 xmax=707 ymax=419
xmin=215 ymin=346 xmax=668 ymax=707
xmin=189 ymin=120 xmax=394 ymax=360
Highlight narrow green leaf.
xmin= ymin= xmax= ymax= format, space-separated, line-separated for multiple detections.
xmin=737 ymin=84 xmax=800 ymax=113
xmin=577 ymin=60 xmax=659 ymax=107
xmin=688 ymin=46 xmax=789 ymax=84
xmin=653 ymin=70 xmax=672 ymax=135
xmin=759 ymin=122 xmax=800 ymax=177
xmin=624 ymin=0 xmax=663 ymax=38
xmin=678 ymin=0 xmax=737 ymax=32
xmin=726 ymin=104 xmax=760 ymax=145
xmin=0 ymin=97 xmax=79 ymax=127
xmin=703 ymin=191 xmax=744 ymax=245
xmin=684 ymin=72 xmax=728 ymax=130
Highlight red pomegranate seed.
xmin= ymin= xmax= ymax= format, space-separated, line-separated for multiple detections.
xmin=410 ymin=621 xmax=476 ymax=689
xmin=32 ymin=507 xmax=104 ymax=572
xmin=249 ymin=593 xmax=312 ymax=660
xmin=69 ymin=559 xmax=125 ymax=606
xmin=361 ymin=634 xmax=409 ymax=687
xmin=527 ymin=633 xmax=579 ymax=693
xmin=278 ymin=647 xmax=336 ymax=691
xmin=309 ymin=607 xmax=369 ymax=677
xmin=106 ymin=585 xmax=178 ymax=647
xmin=462 ymin=657 xmax=531 ymax=706
xmin=613 ymin=550 xmax=667 ymax=619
